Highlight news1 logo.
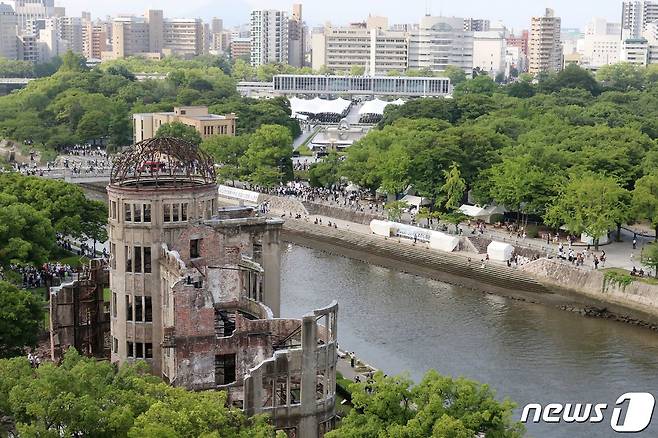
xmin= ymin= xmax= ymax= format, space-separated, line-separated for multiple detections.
xmin=521 ymin=392 xmax=656 ymax=433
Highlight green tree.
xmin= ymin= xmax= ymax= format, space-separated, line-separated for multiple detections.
xmin=3 ymin=349 xmax=274 ymax=437
xmin=439 ymin=162 xmax=466 ymax=211
xmin=59 ymin=50 xmax=88 ymax=72
xmin=597 ymin=63 xmax=646 ymax=91
xmin=0 ymin=281 xmax=44 ymax=358
xmin=554 ymin=64 xmax=600 ymax=94
xmin=545 ymin=174 xmax=629 ymax=249
xmin=454 ymin=75 xmax=497 ymax=97
xmin=350 ymin=65 xmax=366 ymax=76
xmin=444 ymin=65 xmax=468 ymax=86
xmin=76 ymin=110 xmax=109 ymax=142
xmin=240 ymin=125 xmax=293 ymax=187
xmin=0 ymin=203 xmax=55 ymax=266
xmin=155 ymin=121 xmax=203 ymax=146
xmin=385 ymin=200 xmax=408 ymax=222
xmin=308 ymin=152 xmax=342 ymax=188
xmin=633 ymin=173 xmax=658 ymax=240
xmin=201 ymin=134 xmax=250 ymax=185
xmin=326 ymin=370 xmax=523 ymax=438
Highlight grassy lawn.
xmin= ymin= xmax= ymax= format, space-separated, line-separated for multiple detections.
xmin=103 ymin=287 xmax=111 ymax=302
xmin=49 ymin=248 xmax=89 ymax=268
xmin=297 ymin=143 xmax=313 ymax=157
xmin=603 ymin=268 xmax=658 ymax=285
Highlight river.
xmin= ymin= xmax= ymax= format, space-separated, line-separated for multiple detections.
xmin=280 ymin=244 xmax=658 ymax=437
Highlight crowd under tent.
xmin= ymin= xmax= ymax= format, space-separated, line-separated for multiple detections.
xmin=487 ymin=241 xmax=514 ymax=262
xmin=289 ymin=97 xmax=352 ymax=123
xmin=401 ymin=195 xmax=432 ymax=211
xmin=358 ymin=98 xmax=405 ymax=123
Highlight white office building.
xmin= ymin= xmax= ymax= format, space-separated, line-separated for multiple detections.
xmin=250 ymin=9 xmax=289 ymax=66
xmin=472 ymin=29 xmax=507 ymax=76
xmin=12 ymin=0 xmax=54 ymax=34
xmin=578 ymin=18 xmax=621 ymax=68
xmin=409 ymin=16 xmax=474 ymax=73
xmin=312 ymin=18 xmax=409 ymax=75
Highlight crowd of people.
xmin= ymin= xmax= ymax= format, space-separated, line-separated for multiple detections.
xmin=5 ymin=262 xmax=74 ymax=289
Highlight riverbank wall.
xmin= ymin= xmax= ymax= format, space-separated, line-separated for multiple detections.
xmin=281 ymin=219 xmax=658 ymax=328
xmin=520 ymin=259 xmax=658 ymax=323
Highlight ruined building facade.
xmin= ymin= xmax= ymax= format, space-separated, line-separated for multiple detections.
xmin=105 ymin=137 xmax=337 ymax=437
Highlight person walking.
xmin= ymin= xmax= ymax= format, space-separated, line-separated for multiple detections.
xmin=633 ymin=238 xmax=637 ymax=249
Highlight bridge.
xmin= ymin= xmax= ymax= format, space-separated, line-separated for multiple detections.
xmin=0 ymin=77 xmax=34 ymax=95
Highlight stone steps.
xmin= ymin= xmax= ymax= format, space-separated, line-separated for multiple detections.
xmin=283 ymin=220 xmax=550 ymax=295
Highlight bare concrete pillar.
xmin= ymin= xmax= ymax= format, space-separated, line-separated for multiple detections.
xmin=299 ymin=315 xmax=318 ymax=437
xmin=262 ymin=228 xmax=281 ymax=317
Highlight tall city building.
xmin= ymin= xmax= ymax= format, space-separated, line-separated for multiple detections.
xmin=408 ymin=15 xmax=474 ymax=73
xmin=288 ymin=3 xmax=304 ymax=67
xmin=57 ymin=15 xmax=83 ymax=54
xmin=250 ymin=9 xmax=289 ymax=66
xmin=111 ymin=15 xmax=153 ymax=59
xmin=0 ymin=3 xmax=17 ymax=60
xmin=473 ymin=29 xmax=507 ymax=76
xmin=464 ymin=18 xmax=490 ymax=32
xmin=12 ymin=0 xmax=54 ymax=33
xmin=230 ymin=36 xmax=250 ymax=60
xmin=83 ymin=20 xmax=110 ymax=60
xmin=163 ymin=18 xmax=203 ymax=57
xmin=311 ymin=19 xmax=409 ymax=75
xmin=579 ymin=18 xmax=621 ymax=68
xmin=622 ymin=1 xmax=658 ymax=39
xmin=528 ymin=8 xmax=562 ymax=75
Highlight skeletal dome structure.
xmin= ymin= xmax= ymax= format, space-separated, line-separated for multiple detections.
xmin=110 ymin=137 xmax=215 ymax=187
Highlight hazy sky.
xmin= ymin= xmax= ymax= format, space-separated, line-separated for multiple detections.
xmin=55 ymin=0 xmax=621 ymax=32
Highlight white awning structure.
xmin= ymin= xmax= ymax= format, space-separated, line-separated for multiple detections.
xmin=358 ymin=98 xmax=405 ymax=116
xmin=487 ymin=241 xmax=514 ymax=262
xmin=459 ymin=204 xmax=507 ymax=222
xmin=429 ymin=232 xmax=460 ymax=252
xmin=401 ymin=195 xmax=431 ymax=210
xmin=290 ymin=97 xmax=351 ymax=116
xmin=370 ymin=220 xmax=394 ymax=237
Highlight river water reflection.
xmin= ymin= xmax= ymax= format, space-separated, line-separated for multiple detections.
xmin=280 ymin=244 xmax=658 ymax=437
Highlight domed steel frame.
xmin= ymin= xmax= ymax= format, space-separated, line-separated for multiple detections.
xmin=110 ymin=137 xmax=216 ymax=187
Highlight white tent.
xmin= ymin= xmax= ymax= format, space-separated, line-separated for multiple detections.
xmin=359 ymin=98 xmax=405 ymax=116
xmin=459 ymin=204 xmax=507 ymax=223
xmin=401 ymin=194 xmax=431 ymax=210
xmin=290 ymin=97 xmax=351 ymax=116
xmin=429 ymin=231 xmax=460 ymax=252
xmin=487 ymin=241 xmax=514 ymax=262
xmin=345 ymin=183 xmax=360 ymax=192
xmin=370 ymin=220 xmax=395 ymax=237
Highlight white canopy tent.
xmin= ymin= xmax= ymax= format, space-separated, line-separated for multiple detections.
xmin=370 ymin=220 xmax=395 ymax=237
xmin=459 ymin=204 xmax=507 ymax=223
xmin=290 ymin=97 xmax=351 ymax=117
xmin=487 ymin=241 xmax=514 ymax=262
xmin=358 ymin=98 xmax=405 ymax=116
xmin=429 ymin=232 xmax=460 ymax=252
xmin=401 ymin=195 xmax=431 ymax=210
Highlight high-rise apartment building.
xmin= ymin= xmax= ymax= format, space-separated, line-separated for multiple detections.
xmin=528 ymin=8 xmax=562 ymax=75
xmin=250 ymin=9 xmax=289 ymax=66
xmin=622 ymin=1 xmax=658 ymax=39
xmin=0 ymin=3 xmax=17 ymax=60
xmin=408 ymin=16 xmax=474 ymax=73
xmin=230 ymin=36 xmax=250 ymax=59
xmin=464 ymin=18 xmax=490 ymax=32
xmin=163 ymin=18 xmax=203 ymax=57
xmin=83 ymin=20 xmax=110 ymax=60
xmin=57 ymin=15 xmax=82 ymax=54
xmin=312 ymin=20 xmax=409 ymax=74
xmin=111 ymin=15 xmax=153 ymax=59
xmin=12 ymin=0 xmax=54 ymax=33
xmin=288 ymin=3 xmax=304 ymax=67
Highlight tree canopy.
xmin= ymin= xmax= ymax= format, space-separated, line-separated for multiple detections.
xmin=326 ymin=370 xmax=523 ymax=438
xmin=0 ymin=349 xmax=274 ymax=437
xmin=0 ymin=281 xmax=44 ymax=358
xmin=155 ymin=121 xmax=203 ymax=146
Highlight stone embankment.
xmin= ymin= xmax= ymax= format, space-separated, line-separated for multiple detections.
xmin=521 ymin=258 xmax=658 ymax=324
xmin=282 ymin=219 xmax=550 ymax=296
xmin=282 ymin=219 xmax=658 ymax=329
